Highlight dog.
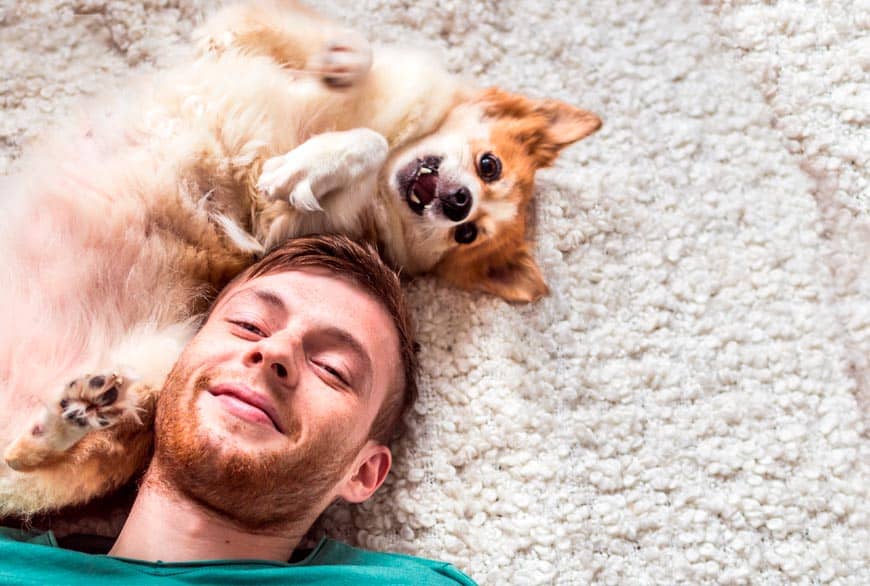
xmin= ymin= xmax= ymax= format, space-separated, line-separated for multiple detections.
xmin=0 ymin=0 xmax=601 ymax=517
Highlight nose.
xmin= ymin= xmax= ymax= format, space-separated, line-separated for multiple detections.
xmin=440 ymin=187 xmax=472 ymax=222
xmin=244 ymin=342 xmax=297 ymax=387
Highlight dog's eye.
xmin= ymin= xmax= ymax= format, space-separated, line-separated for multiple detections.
xmin=454 ymin=222 xmax=478 ymax=244
xmin=477 ymin=153 xmax=502 ymax=182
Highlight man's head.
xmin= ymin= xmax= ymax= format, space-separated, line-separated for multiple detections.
xmin=152 ymin=235 xmax=418 ymax=532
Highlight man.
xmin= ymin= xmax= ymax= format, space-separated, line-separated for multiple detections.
xmin=0 ymin=234 xmax=476 ymax=585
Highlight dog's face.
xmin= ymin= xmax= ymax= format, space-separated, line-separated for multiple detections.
xmin=386 ymin=88 xmax=601 ymax=302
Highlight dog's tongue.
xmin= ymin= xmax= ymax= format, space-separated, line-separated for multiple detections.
xmin=413 ymin=172 xmax=438 ymax=206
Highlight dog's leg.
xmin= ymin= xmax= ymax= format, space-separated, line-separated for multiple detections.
xmin=194 ymin=1 xmax=328 ymax=65
xmin=194 ymin=1 xmax=371 ymax=88
xmin=3 ymin=321 xmax=194 ymax=471
xmin=3 ymin=373 xmax=141 ymax=471
xmin=256 ymin=128 xmax=388 ymax=212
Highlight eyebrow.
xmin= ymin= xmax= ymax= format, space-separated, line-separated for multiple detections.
xmin=218 ymin=286 xmax=285 ymax=314
xmin=252 ymin=288 xmax=285 ymax=311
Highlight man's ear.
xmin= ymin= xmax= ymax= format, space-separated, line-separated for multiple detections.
xmin=532 ymin=99 xmax=602 ymax=167
xmin=338 ymin=441 xmax=391 ymax=504
xmin=479 ymin=247 xmax=549 ymax=303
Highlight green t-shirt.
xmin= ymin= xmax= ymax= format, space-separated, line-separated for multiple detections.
xmin=0 ymin=527 xmax=476 ymax=585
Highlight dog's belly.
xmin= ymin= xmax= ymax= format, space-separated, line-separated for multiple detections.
xmin=0 ymin=145 xmax=251 ymax=515
xmin=0 ymin=205 xmax=174 ymax=437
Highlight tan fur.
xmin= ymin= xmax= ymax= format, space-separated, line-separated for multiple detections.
xmin=0 ymin=0 xmax=600 ymax=517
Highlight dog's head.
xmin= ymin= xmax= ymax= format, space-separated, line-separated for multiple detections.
xmin=386 ymin=88 xmax=601 ymax=302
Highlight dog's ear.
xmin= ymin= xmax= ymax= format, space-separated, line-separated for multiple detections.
xmin=478 ymin=247 xmax=549 ymax=303
xmin=477 ymin=88 xmax=601 ymax=168
xmin=531 ymin=99 xmax=601 ymax=167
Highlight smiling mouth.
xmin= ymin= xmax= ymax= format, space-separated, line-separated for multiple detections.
xmin=209 ymin=384 xmax=283 ymax=433
xmin=401 ymin=157 xmax=441 ymax=215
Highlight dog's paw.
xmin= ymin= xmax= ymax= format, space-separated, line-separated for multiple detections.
xmin=195 ymin=30 xmax=237 ymax=57
xmin=258 ymin=129 xmax=388 ymax=211
xmin=3 ymin=372 xmax=139 ymax=472
xmin=308 ymin=30 xmax=372 ymax=88
xmin=257 ymin=129 xmax=388 ymax=211
xmin=257 ymin=152 xmax=325 ymax=213
xmin=60 ymin=372 xmax=136 ymax=430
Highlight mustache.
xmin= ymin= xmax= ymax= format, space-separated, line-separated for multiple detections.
xmin=193 ymin=373 xmax=212 ymax=396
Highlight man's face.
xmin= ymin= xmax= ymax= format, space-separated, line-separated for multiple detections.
xmin=153 ymin=269 xmax=400 ymax=531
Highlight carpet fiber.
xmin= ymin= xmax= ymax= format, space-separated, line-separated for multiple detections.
xmin=1 ymin=1 xmax=867 ymax=584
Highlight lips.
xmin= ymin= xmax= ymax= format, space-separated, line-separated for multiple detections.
xmin=208 ymin=384 xmax=284 ymax=433
xmin=401 ymin=157 xmax=441 ymax=215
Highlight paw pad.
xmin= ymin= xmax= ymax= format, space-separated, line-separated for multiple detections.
xmin=59 ymin=372 xmax=129 ymax=431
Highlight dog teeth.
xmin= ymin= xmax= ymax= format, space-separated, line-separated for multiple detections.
xmin=410 ymin=192 xmax=421 ymax=205
xmin=419 ymin=166 xmax=433 ymax=175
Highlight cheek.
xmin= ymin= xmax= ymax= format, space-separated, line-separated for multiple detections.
xmin=183 ymin=323 xmax=242 ymax=363
xmin=479 ymin=196 xmax=519 ymax=223
xmin=296 ymin=380 xmax=362 ymax=432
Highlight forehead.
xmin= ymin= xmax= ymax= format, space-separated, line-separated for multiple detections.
xmin=441 ymin=102 xmax=490 ymax=138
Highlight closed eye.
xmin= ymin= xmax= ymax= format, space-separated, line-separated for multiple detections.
xmin=230 ymin=320 xmax=266 ymax=337
xmin=312 ymin=360 xmax=350 ymax=387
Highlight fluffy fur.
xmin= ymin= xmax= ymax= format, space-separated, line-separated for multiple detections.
xmin=0 ymin=0 xmax=599 ymax=517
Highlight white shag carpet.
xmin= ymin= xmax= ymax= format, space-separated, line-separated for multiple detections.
xmin=1 ymin=1 xmax=868 ymax=584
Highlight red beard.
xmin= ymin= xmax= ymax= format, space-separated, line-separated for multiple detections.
xmin=152 ymin=359 xmax=363 ymax=532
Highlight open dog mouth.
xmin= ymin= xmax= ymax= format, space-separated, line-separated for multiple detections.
xmin=400 ymin=157 xmax=441 ymax=216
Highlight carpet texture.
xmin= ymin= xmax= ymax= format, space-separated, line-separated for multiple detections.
xmin=1 ymin=1 xmax=867 ymax=584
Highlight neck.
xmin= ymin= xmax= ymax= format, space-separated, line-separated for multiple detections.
xmin=109 ymin=466 xmax=306 ymax=563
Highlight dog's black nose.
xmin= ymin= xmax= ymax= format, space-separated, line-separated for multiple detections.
xmin=441 ymin=187 xmax=472 ymax=222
